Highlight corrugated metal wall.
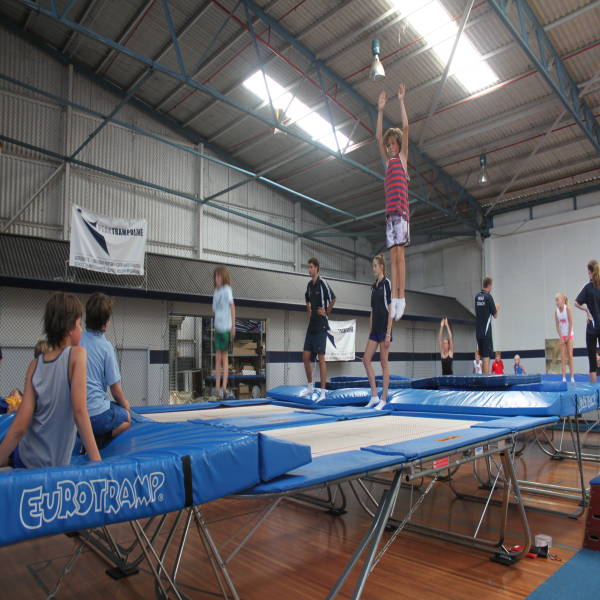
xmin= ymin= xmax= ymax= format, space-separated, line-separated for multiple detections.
xmin=1 ymin=28 xmax=369 ymax=279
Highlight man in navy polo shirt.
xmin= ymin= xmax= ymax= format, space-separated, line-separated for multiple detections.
xmin=475 ymin=276 xmax=499 ymax=374
xmin=301 ymin=257 xmax=336 ymax=401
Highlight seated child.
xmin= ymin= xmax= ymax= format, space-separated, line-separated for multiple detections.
xmin=491 ymin=351 xmax=505 ymax=375
xmin=80 ymin=292 xmax=131 ymax=447
xmin=0 ymin=292 xmax=101 ymax=468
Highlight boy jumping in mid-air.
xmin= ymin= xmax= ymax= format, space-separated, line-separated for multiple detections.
xmin=376 ymin=83 xmax=410 ymax=321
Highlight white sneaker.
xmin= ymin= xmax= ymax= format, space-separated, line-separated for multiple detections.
xmin=570 ymin=377 xmax=575 ymax=383
xmin=299 ymin=384 xmax=314 ymax=397
xmin=316 ymin=388 xmax=327 ymax=402
xmin=375 ymin=399 xmax=387 ymax=410
xmin=395 ymin=298 xmax=405 ymax=321
xmin=389 ymin=299 xmax=397 ymax=320
xmin=366 ymin=396 xmax=380 ymax=408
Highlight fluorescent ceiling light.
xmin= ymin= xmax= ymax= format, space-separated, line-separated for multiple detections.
xmin=242 ymin=71 xmax=352 ymax=152
xmin=392 ymin=0 xmax=499 ymax=93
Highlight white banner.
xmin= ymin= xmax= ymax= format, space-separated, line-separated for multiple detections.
xmin=69 ymin=205 xmax=147 ymax=275
xmin=325 ymin=319 xmax=356 ymax=361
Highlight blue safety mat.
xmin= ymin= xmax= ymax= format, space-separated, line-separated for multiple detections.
xmin=411 ymin=374 xmax=541 ymax=390
xmin=327 ymin=379 xmax=413 ymax=390
xmin=0 ymin=420 xmax=311 ymax=547
xmin=386 ymin=389 xmax=578 ymax=417
xmin=267 ymin=385 xmax=371 ymax=406
xmin=133 ymin=399 xmax=270 ymax=414
xmin=542 ymin=374 xmax=596 ymax=383
xmin=330 ymin=375 xmax=410 ymax=383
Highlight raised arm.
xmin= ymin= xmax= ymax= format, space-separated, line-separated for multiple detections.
xmin=446 ymin=319 xmax=454 ymax=356
xmin=397 ymin=83 xmax=409 ymax=167
xmin=376 ymin=90 xmax=388 ymax=167
xmin=438 ymin=318 xmax=444 ymax=353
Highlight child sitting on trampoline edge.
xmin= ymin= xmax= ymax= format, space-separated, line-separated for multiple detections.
xmin=0 ymin=292 xmax=101 ymax=468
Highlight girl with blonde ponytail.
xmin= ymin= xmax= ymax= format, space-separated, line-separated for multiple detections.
xmin=575 ymin=260 xmax=600 ymax=382
xmin=363 ymin=254 xmax=393 ymax=410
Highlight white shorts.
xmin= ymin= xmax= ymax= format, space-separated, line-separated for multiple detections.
xmin=386 ymin=214 xmax=410 ymax=249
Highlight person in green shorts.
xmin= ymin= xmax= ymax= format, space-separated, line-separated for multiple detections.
xmin=212 ymin=265 xmax=236 ymax=399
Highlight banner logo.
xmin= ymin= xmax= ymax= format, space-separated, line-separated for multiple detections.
xmin=19 ymin=472 xmax=165 ymax=530
xmin=69 ymin=204 xmax=147 ymax=275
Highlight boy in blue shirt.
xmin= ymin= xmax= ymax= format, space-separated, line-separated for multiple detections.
xmin=80 ymin=292 xmax=130 ymax=446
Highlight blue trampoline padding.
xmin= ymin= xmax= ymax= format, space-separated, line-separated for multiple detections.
xmin=329 ymin=375 xmax=410 ymax=383
xmin=258 ymin=433 xmax=312 ymax=482
xmin=133 ymin=399 xmax=270 ymax=414
xmin=194 ymin=412 xmax=338 ymax=431
xmin=243 ymin=450 xmax=407 ymax=495
xmin=591 ymin=475 xmax=600 ymax=486
xmin=220 ymin=399 xmax=270 ymax=407
xmin=267 ymin=385 xmax=370 ymax=406
xmin=542 ymin=374 xmax=594 ymax=383
xmin=470 ymin=416 xmax=558 ymax=431
xmin=387 ymin=389 xmax=572 ymax=417
xmin=328 ymin=380 xmax=412 ymax=390
xmin=412 ymin=374 xmax=541 ymax=390
xmin=134 ymin=402 xmax=222 ymax=414
xmin=363 ymin=425 xmax=512 ymax=460
xmin=0 ymin=420 xmax=312 ymax=546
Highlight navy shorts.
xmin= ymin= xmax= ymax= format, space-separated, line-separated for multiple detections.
xmin=90 ymin=403 xmax=129 ymax=436
xmin=476 ymin=336 xmax=494 ymax=359
xmin=304 ymin=330 xmax=327 ymax=356
xmin=369 ymin=331 xmax=392 ymax=343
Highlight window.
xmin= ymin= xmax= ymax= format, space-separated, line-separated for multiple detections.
xmin=392 ymin=0 xmax=499 ymax=93
xmin=243 ymin=71 xmax=353 ymax=152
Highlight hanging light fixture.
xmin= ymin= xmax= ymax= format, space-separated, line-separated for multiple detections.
xmin=478 ymin=153 xmax=489 ymax=185
xmin=369 ymin=40 xmax=385 ymax=81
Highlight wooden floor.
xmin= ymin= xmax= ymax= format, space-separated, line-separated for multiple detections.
xmin=1 ymin=432 xmax=598 ymax=599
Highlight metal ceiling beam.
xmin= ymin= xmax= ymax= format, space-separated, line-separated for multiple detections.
xmin=0 ymin=71 xmax=356 ymax=219
xmin=487 ymin=0 xmax=600 ymax=154
xmin=11 ymin=1 xmax=385 ymax=183
xmin=0 ymin=133 xmax=370 ymax=261
xmin=238 ymin=0 xmax=483 ymax=229
xmin=485 ymin=65 xmax=600 ymax=214
xmin=10 ymin=0 xmax=478 ymax=234
xmin=488 ymin=182 xmax=600 ymax=218
xmin=417 ymin=0 xmax=476 ymax=147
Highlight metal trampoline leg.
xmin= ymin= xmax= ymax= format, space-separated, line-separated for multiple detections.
xmin=326 ymin=471 xmax=403 ymax=600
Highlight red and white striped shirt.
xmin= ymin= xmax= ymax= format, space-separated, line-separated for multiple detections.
xmin=384 ymin=157 xmax=409 ymax=218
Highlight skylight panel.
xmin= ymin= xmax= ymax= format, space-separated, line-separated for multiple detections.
xmin=392 ymin=0 xmax=499 ymax=93
xmin=242 ymin=71 xmax=351 ymax=152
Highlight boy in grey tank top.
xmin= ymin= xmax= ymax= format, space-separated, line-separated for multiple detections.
xmin=0 ymin=292 xmax=101 ymax=468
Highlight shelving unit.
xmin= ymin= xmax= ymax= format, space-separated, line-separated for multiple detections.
xmin=202 ymin=317 xmax=266 ymax=398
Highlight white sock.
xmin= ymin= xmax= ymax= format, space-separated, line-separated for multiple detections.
xmin=317 ymin=388 xmax=326 ymax=402
xmin=562 ymin=377 xmax=566 ymax=382
xmin=366 ymin=396 xmax=380 ymax=408
xmin=308 ymin=383 xmax=314 ymax=392
xmin=570 ymin=376 xmax=575 ymax=383
xmin=395 ymin=298 xmax=406 ymax=321
xmin=375 ymin=399 xmax=387 ymax=411
xmin=389 ymin=299 xmax=397 ymax=319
